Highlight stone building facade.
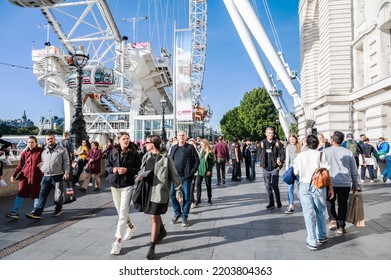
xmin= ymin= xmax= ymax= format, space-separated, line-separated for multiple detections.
xmin=298 ymin=0 xmax=391 ymax=141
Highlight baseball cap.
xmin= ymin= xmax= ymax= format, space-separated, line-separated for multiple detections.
xmin=346 ymin=133 xmax=353 ymax=139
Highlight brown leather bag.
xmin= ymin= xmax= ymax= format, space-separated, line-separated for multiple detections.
xmin=311 ymin=152 xmax=332 ymax=189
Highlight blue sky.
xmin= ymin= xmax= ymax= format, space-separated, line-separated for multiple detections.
xmin=0 ymin=0 xmax=300 ymax=131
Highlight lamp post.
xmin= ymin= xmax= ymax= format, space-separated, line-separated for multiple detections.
xmin=275 ymin=119 xmax=280 ymax=140
xmin=69 ymin=45 xmax=89 ymax=148
xmin=160 ymin=96 xmax=168 ymax=141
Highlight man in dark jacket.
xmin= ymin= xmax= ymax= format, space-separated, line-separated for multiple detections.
xmin=259 ymin=127 xmax=284 ymax=210
xmin=169 ymin=131 xmax=199 ymax=227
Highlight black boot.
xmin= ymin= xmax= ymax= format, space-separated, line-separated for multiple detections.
xmin=146 ymin=242 xmax=156 ymax=260
xmin=157 ymin=226 xmax=167 ymax=243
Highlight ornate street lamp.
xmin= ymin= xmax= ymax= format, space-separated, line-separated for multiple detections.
xmin=275 ymin=119 xmax=280 ymax=140
xmin=68 ymin=45 xmax=89 ymax=148
xmin=160 ymin=96 xmax=168 ymax=141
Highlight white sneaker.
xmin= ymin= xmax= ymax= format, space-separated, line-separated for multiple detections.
xmin=124 ymin=223 xmax=136 ymax=240
xmin=110 ymin=241 xmax=122 ymax=255
xmin=386 ymin=179 xmax=391 ymax=184
xmin=88 ymin=182 xmax=93 ymax=187
xmin=74 ymin=183 xmax=80 ymax=187
xmin=0 ymin=179 xmax=7 ymax=187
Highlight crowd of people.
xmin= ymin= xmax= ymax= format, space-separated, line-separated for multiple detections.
xmin=1 ymin=129 xmax=390 ymax=257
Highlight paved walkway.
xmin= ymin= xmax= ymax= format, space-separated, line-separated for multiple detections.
xmin=0 ymin=167 xmax=390 ymax=260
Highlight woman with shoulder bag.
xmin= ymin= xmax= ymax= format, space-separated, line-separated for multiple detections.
xmin=106 ymin=132 xmax=141 ymax=255
xmin=136 ymin=134 xmax=182 ymax=260
xmin=284 ymin=134 xmax=301 ymax=214
xmin=293 ymin=134 xmax=334 ymax=251
xmin=5 ymin=136 xmax=44 ymax=219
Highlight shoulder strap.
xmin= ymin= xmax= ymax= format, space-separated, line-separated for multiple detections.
xmin=318 ymin=151 xmax=323 ymax=168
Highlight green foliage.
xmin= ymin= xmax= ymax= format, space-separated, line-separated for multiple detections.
xmin=220 ymin=87 xmax=280 ymax=141
xmin=220 ymin=107 xmax=243 ymax=141
xmin=0 ymin=123 xmax=41 ymax=136
xmin=289 ymin=122 xmax=299 ymax=136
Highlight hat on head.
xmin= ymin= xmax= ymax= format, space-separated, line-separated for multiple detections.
xmin=189 ymin=138 xmax=195 ymax=142
xmin=331 ymin=131 xmax=345 ymax=144
xmin=346 ymin=133 xmax=353 ymax=139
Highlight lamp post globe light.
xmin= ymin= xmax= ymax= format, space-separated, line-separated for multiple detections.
xmin=160 ymin=96 xmax=168 ymax=141
xmin=69 ymin=45 xmax=89 ymax=148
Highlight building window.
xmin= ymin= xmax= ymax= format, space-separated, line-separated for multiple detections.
xmin=353 ymin=43 xmax=364 ymax=89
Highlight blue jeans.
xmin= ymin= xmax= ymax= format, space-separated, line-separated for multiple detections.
xmin=33 ymin=175 xmax=63 ymax=215
xmin=170 ymin=176 xmax=192 ymax=220
xmin=298 ymin=182 xmax=327 ymax=247
xmin=232 ymin=159 xmax=240 ymax=180
xmin=11 ymin=195 xmax=39 ymax=214
xmin=250 ymin=157 xmax=257 ymax=181
xmin=287 ymin=183 xmax=295 ymax=205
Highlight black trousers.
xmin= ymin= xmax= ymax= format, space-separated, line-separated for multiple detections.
xmin=326 ymin=187 xmax=350 ymax=229
xmin=262 ymin=167 xmax=281 ymax=204
xmin=194 ymin=175 xmax=212 ymax=203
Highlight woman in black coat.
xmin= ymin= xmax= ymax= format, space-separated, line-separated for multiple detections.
xmin=105 ymin=132 xmax=141 ymax=255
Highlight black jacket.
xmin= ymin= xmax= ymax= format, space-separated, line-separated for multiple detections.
xmin=258 ymin=139 xmax=285 ymax=170
xmin=105 ymin=144 xmax=141 ymax=188
xmin=169 ymin=143 xmax=200 ymax=180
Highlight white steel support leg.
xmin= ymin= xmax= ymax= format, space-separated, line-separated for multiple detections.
xmin=128 ymin=86 xmax=142 ymax=141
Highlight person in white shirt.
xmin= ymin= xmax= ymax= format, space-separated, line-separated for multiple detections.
xmin=293 ymin=134 xmax=334 ymax=251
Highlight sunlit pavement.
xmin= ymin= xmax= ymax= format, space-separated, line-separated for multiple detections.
xmin=1 ymin=166 xmax=390 ymax=260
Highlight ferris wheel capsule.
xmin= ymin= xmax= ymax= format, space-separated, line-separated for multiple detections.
xmin=65 ymin=65 xmax=115 ymax=93
xmin=8 ymin=0 xmax=65 ymax=7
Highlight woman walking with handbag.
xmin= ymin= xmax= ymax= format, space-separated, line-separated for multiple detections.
xmin=5 ymin=136 xmax=44 ymax=219
xmin=78 ymin=141 xmax=103 ymax=192
xmin=105 ymin=132 xmax=141 ymax=255
xmin=292 ymin=134 xmax=334 ymax=251
xmin=284 ymin=134 xmax=301 ymax=214
xmin=136 ymin=134 xmax=182 ymax=260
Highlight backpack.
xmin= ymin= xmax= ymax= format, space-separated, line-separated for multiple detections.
xmin=249 ymin=144 xmax=257 ymax=154
xmin=364 ymin=145 xmax=372 ymax=158
xmin=346 ymin=140 xmax=359 ymax=155
xmin=311 ymin=152 xmax=332 ymax=189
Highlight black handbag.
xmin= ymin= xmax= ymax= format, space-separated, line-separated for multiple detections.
xmin=106 ymin=172 xmax=119 ymax=187
xmin=132 ymin=180 xmax=143 ymax=210
xmin=54 ymin=180 xmax=77 ymax=204
xmin=15 ymin=170 xmax=24 ymax=181
xmin=15 ymin=154 xmax=32 ymax=180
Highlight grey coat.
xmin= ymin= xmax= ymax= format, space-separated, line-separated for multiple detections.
xmin=139 ymin=151 xmax=182 ymax=204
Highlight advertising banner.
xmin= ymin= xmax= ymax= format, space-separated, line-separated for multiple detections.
xmin=175 ymin=29 xmax=193 ymax=121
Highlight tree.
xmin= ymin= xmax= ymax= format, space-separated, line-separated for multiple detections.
xmin=220 ymin=107 xmax=243 ymax=141
xmin=220 ymin=87 xmax=280 ymax=141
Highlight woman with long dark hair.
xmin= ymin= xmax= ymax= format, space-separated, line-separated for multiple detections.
xmin=136 ymin=134 xmax=182 ymax=260
xmin=105 ymin=132 xmax=141 ymax=255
